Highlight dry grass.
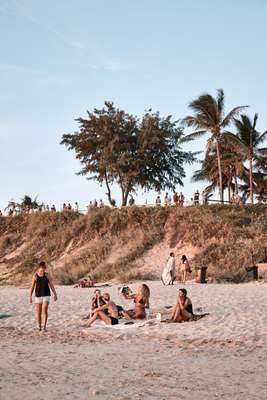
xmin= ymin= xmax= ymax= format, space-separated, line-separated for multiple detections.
xmin=0 ymin=204 xmax=267 ymax=284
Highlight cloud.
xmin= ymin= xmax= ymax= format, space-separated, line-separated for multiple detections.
xmin=2 ymin=0 xmax=86 ymax=52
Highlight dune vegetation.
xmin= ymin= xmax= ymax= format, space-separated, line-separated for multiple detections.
xmin=0 ymin=204 xmax=266 ymax=285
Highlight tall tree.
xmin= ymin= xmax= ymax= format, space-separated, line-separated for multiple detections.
xmin=182 ymin=89 xmax=247 ymax=203
xmin=61 ymin=102 xmax=195 ymax=206
xmin=233 ymin=114 xmax=267 ymax=204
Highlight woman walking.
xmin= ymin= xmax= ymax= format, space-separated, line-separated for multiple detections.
xmin=29 ymin=261 xmax=57 ymax=331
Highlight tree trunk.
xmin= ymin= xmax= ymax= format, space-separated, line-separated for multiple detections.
xmin=227 ymin=174 xmax=231 ymax=204
xmin=121 ymin=187 xmax=130 ymax=206
xmin=215 ymin=139 xmax=224 ymax=204
xmin=104 ymin=171 xmax=113 ymax=205
xmin=234 ymin=168 xmax=238 ymax=194
xmin=249 ymin=156 xmax=254 ymax=204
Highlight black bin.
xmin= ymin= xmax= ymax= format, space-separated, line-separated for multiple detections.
xmin=245 ymin=265 xmax=258 ymax=280
xmin=195 ymin=266 xmax=208 ymax=283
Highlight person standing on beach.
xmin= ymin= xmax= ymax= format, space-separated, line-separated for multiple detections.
xmin=162 ymin=252 xmax=176 ymax=285
xmin=29 ymin=261 xmax=57 ymax=331
xmin=180 ymin=255 xmax=191 ymax=284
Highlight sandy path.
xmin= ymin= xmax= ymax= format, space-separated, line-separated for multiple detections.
xmin=1 ymin=282 xmax=267 ymax=399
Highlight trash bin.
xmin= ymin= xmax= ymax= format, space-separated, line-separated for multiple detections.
xmin=195 ymin=266 xmax=208 ymax=283
xmin=245 ymin=265 xmax=258 ymax=280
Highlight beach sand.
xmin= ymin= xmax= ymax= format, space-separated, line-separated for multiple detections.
xmin=1 ymin=281 xmax=267 ymax=399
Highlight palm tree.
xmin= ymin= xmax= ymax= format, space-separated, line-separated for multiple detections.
xmin=20 ymin=195 xmax=40 ymax=212
xmin=239 ymin=169 xmax=267 ymax=203
xmin=192 ymin=143 xmax=244 ymax=203
xmin=182 ymin=89 xmax=247 ymax=203
xmin=234 ymin=114 xmax=267 ymax=203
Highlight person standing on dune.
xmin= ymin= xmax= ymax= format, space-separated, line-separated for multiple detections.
xmin=162 ymin=252 xmax=176 ymax=285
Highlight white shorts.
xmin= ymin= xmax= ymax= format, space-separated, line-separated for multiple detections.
xmin=35 ymin=296 xmax=50 ymax=304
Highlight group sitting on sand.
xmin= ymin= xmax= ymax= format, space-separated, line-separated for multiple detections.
xmin=82 ymin=285 xmax=193 ymax=328
xmin=83 ymin=284 xmax=150 ymax=327
xmin=29 ymin=261 xmax=194 ymax=331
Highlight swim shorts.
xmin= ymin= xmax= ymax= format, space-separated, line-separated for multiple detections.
xmin=35 ymin=296 xmax=51 ymax=304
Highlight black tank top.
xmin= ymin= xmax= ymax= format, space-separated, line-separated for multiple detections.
xmin=186 ymin=303 xmax=193 ymax=315
xmin=35 ymin=274 xmax=51 ymax=297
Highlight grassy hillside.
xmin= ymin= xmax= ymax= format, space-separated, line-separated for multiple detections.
xmin=0 ymin=204 xmax=266 ymax=285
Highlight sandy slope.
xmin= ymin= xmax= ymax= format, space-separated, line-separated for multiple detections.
xmin=1 ymin=281 xmax=267 ymax=400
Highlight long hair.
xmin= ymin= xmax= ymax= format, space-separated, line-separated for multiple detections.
xmin=139 ymin=284 xmax=150 ymax=308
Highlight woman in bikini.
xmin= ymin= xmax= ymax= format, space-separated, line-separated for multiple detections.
xmin=84 ymin=293 xmax=119 ymax=327
xmin=171 ymin=288 xmax=193 ymax=322
xmin=121 ymin=284 xmax=150 ymax=320
xmin=180 ymin=255 xmax=191 ymax=284
xmin=29 ymin=261 xmax=57 ymax=331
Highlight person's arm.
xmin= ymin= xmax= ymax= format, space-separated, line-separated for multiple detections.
xmin=47 ymin=274 xmax=57 ymax=301
xmin=122 ymin=293 xmax=136 ymax=300
xmin=179 ymin=298 xmax=189 ymax=311
xmin=93 ymin=303 xmax=108 ymax=313
xmin=29 ymin=275 xmax=36 ymax=304
xmin=171 ymin=300 xmax=179 ymax=319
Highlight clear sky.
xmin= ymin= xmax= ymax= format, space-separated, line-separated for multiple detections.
xmin=1 ymin=0 xmax=267 ymax=211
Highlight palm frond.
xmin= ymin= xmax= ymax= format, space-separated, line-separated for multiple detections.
xmin=255 ymin=130 xmax=267 ymax=146
xmin=217 ymin=89 xmax=225 ymax=117
xmin=181 ymin=130 xmax=208 ymax=143
xmin=222 ymin=131 xmax=248 ymax=157
xmin=221 ymin=106 xmax=249 ymax=128
xmin=189 ymin=94 xmax=219 ymax=125
xmin=252 ymin=113 xmax=258 ymax=130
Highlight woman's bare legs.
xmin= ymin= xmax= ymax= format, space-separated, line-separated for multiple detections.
xmin=182 ymin=270 xmax=187 ymax=284
xmin=181 ymin=309 xmax=193 ymax=321
xmin=84 ymin=311 xmax=113 ymax=327
xmin=171 ymin=304 xmax=192 ymax=322
xmin=171 ymin=304 xmax=182 ymax=322
xmin=36 ymin=303 xmax=42 ymax=330
xmin=122 ymin=310 xmax=135 ymax=320
xmin=43 ymin=302 xmax=49 ymax=331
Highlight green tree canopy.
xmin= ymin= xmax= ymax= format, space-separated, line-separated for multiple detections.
xmin=61 ymin=102 xmax=196 ymax=206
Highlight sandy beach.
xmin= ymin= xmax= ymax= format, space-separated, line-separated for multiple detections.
xmin=1 ymin=281 xmax=267 ymax=399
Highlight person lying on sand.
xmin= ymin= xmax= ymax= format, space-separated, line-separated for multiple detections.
xmin=121 ymin=284 xmax=150 ymax=320
xmin=29 ymin=261 xmax=58 ymax=331
xmin=171 ymin=288 xmax=193 ymax=322
xmin=74 ymin=277 xmax=94 ymax=288
xmin=84 ymin=293 xmax=119 ymax=327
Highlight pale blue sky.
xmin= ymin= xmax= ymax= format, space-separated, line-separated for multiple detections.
xmin=1 ymin=0 xmax=267 ymax=210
